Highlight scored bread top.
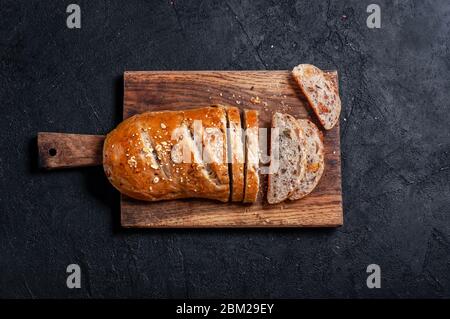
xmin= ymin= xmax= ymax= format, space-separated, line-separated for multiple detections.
xmin=292 ymin=64 xmax=341 ymax=130
xmin=226 ymin=106 xmax=245 ymax=202
xmin=289 ymin=119 xmax=324 ymax=200
xmin=103 ymin=106 xmax=230 ymax=202
xmin=243 ymin=109 xmax=260 ymax=203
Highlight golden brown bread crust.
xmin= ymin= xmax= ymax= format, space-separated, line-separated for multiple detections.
xmin=243 ymin=109 xmax=260 ymax=203
xmin=226 ymin=106 xmax=244 ymax=202
xmin=103 ymin=106 xmax=230 ymax=202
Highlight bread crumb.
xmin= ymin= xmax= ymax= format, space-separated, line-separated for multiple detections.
xmin=250 ymin=96 xmax=261 ymax=104
xmin=160 ymin=123 xmax=166 ymax=129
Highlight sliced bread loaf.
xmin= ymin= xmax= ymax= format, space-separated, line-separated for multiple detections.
xmin=267 ymin=112 xmax=306 ymax=204
xmin=243 ymin=109 xmax=260 ymax=203
xmin=226 ymin=106 xmax=245 ymax=202
xmin=289 ymin=119 xmax=324 ymax=200
xmin=292 ymin=64 xmax=341 ymax=130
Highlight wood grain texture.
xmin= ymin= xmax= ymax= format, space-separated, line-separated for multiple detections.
xmin=38 ymin=132 xmax=105 ymax=169
xmin=122 ymin=70 xmax=343 ymax=228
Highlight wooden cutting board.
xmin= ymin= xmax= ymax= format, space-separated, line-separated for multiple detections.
xmin=38 ymin=70 xmax=343 ymax=228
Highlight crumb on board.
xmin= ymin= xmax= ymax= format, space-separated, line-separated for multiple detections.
xmin=250 ymin=96 xmax=261 ymax=104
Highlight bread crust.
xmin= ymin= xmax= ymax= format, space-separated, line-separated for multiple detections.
xmin=226 ymin=106 xmax=244 ymax=202
xmin=292 ymin=64 xmax=341 ymax=130
xmin=243 ymin=109 xmax=260 ymax=203
xmin=103 ymin=106 xmax=230 ymax=202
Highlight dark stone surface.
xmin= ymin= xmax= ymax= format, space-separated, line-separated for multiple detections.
xmin=1 ymin=0 xmax=449 ymax=298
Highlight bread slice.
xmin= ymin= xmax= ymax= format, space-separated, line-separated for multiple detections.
xmin=225 ymin=106 xmax=244 ymax=202
xmin=267 ymin=112 xmax=306 ymax=204
xmin=292 ymin=64 xmax=341 ymax=130
xmin=243 ymin=109 xmax=260 ymax=203
xmin=289 ymin=119 xmax=324 ymax=200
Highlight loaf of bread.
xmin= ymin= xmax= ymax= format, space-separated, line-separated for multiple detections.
xmin=103 ymin=106 xmax=230 ymax=202
xmin=292 ymin=64 xmax=341 ymax=130
xmin=103 ymin=103 xmax=326 ymax=205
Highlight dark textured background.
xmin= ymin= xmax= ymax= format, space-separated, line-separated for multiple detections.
xmin=1 ymin=0 xmax=449 ymax=298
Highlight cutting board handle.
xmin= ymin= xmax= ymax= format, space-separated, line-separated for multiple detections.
xmin=37 ymin=132 xmax=105 ymax=170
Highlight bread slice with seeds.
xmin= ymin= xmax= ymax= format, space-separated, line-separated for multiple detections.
xmin=243 ymin=109 xmax=260 ymax=203
xmin=292 ymin=64 xmax=341 ymax=130
xmin=267 ymin=112 xmax=306 ymax=204
xmin=225 ymin=106 xmax=245 ymax=202
xmin=289 ymin=119 xmax=324 ymax=200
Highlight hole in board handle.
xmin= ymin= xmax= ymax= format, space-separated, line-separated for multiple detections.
xmin=48 ymin=148 xmax=57 ymax=157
